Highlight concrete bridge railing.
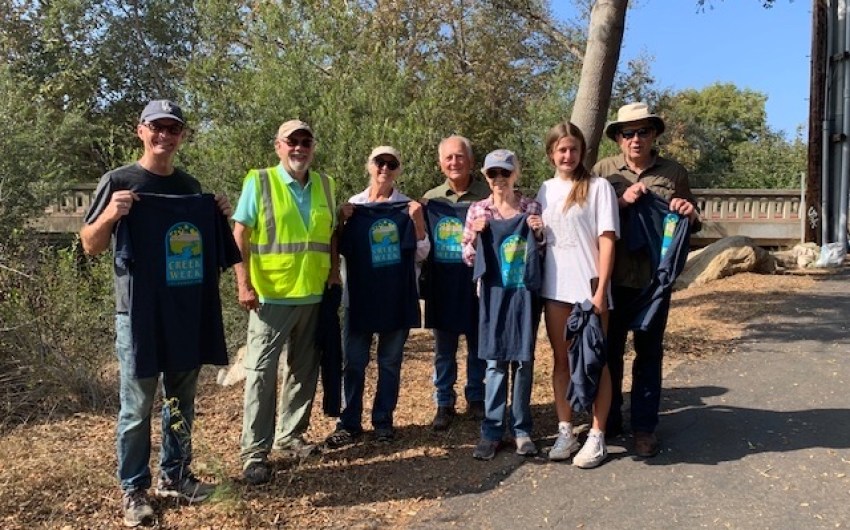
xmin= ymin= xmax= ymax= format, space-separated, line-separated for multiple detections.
xmin=28 ymin=183 xmax=96 ymax=234
xmin=31 ymin=184 xmax=804 ymax=248
xmin=691 ymin=188 xmax=802 ymax=247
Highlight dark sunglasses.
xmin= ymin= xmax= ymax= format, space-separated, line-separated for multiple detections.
xmin=485 ymin=168 xmax=512 ymax=179
xmin=620 ymin=127 xmax=653 ymax=140
xmin=282 ymin=137 xmax=315 ymax=148
xmin=374 ymin=157 xmax=400 ymax=170
xmin=143 ymin=122 xmax=184 ymax=136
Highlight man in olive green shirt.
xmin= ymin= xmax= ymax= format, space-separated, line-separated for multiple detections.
xmin=422 ymin=135 xmax=490 ymax=431
xmin=593 ymin=103 xmax=700 ymax=458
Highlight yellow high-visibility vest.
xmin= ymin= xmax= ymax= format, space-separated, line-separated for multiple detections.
xmin=248 ymin=167 xmax=335 ymax=299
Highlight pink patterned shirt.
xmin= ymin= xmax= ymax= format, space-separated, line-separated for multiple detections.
xmin=461 ymin=193 xmax=542 ymax=266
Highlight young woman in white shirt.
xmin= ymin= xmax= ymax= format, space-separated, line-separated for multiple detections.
xmin=536 ymin=122 xmax=619 ymax=468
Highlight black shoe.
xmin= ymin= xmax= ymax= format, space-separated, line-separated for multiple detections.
xmin=374 ymin=427 xmax=395 ymax=443
xmin=324 ymin=427 xmax=360 ymax=449
xmin=466 ymin=400 xmax=485 ymax=420
xmin=242 ymin=461 xmax=272 ymax=486
xmin=432 ymin=406 xmax=455 ymax=431
xmin=472 ymin=438 xmax=500 ymax=460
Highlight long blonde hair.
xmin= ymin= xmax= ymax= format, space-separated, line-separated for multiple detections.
xmin=545 ymin=122 xmax=592 ymax=211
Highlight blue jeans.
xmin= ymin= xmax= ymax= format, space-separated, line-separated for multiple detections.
xmin=607 ymin=286 xmax=670 ymax=433
xmin=432 ymin=329 xmax=486 ymax=407
xmin=480 ymin=360 xmax=534 ymax=442
xmin=339 ymin=311 xmax=408 ymax=432
xmin=115 ymin=314 xmax=199 ymax=492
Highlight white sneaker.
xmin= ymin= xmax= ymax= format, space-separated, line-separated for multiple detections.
xmin=573 ymin=431 xmax=608 ymax=469
xmin=548 ymin=428 xmax=580 ymax=461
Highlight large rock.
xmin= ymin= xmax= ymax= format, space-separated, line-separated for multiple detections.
xmin=675 ymin=236 xmax=776 ymax=290
xmin=772 ymin=242 xmax=820 ymax=269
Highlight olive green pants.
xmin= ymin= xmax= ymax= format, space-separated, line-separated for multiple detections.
xmin=240 ymin=303 xmax=321 ymax=467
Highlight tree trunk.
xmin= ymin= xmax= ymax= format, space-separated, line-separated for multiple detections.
xmin=570 ymin=0 xmax=628 ymax=167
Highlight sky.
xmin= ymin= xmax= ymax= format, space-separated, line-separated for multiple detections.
xmin=550 ymin=0 xmax=812 ymax=138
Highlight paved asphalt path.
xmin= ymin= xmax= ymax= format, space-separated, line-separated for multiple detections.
xmin=412 ymin=269 xmax=850 ymax=529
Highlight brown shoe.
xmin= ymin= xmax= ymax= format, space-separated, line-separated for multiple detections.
xmin=634 ymin=431 xmax=660 ymax=458
xmin=432 ymin=406 xmax=455 ymax=431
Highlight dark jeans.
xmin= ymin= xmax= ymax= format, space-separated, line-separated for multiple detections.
xmin=339 ymin=311 xmax=409 ymax=432
xmin=607 ymin=286 xmax=671 ymax=434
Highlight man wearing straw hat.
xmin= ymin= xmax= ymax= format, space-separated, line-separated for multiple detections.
xmin=593 ymin=102 xmax=700 ymax=458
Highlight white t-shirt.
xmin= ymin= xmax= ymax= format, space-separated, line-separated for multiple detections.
xmin=536 ymin=175 xmax=619 ymax=304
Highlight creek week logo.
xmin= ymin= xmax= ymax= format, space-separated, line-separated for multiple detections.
xmin=499 ymin=234 xmax=527 ymax=288
xmin=165 ymin=222 xmax=203 ymax=286
xmin=369 ymin=218 xmax=401 ymax=267
xmin=434 ymin=216 xmax=463 ymax=263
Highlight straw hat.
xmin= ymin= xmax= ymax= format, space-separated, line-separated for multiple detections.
xmin=604 ymin=102 xmax=665 ymax=140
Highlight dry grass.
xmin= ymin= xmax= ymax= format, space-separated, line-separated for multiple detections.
xmin=0 ymin=271 xmax=822 ymax=529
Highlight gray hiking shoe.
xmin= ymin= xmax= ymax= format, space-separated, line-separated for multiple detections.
xmin=274 ymin=436 xmax=319 ymax=458
xmin=154 ymin=473 xmax=215 ymax=503
xmin=122 ymin=488 xmax=154 ymax=527
xmin=548 ymin=428 xmax=580 ymax=461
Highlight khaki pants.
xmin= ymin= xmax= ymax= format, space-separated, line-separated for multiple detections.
xmin=240 ymin=303 xmax=321 ymax=467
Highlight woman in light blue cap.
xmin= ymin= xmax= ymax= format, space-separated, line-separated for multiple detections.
xmin=461 ymin=149 xmax=545 ymax=460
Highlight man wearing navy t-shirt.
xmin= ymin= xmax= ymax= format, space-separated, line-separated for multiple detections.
xmin=81 ymin=100 xmax=233 ymax=527
xmin=422 ymin=136 xmax=491 ymax=430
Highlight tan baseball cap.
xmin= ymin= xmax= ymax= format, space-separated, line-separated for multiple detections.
xmin=277 ymin=119 xmax=313 ymax=139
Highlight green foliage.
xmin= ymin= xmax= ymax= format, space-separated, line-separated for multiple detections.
xmin=182 ymin=0 xmax=578 ymax=201
xmin=652 ymin=83 xmax=802 ymax=188
xmin=726 ymin=130 xmax=807 ymax=188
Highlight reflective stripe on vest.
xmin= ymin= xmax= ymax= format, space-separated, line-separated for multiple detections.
xmin=250 ymin=168 xmax=333 ymax=255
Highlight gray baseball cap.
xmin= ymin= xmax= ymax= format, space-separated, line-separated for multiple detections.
xmin=139 ymin=100 xmax=185 ymax=124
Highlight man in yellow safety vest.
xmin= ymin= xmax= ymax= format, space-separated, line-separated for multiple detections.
xmin=232 ymin=119 xmax=339 ymax=485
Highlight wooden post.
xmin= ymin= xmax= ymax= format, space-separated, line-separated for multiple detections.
xmin=806 ymin=0 xmax=826 ymax=243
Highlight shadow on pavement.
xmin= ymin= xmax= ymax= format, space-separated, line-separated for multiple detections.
xmin=645 ymin=385 xmax=850 ymax=466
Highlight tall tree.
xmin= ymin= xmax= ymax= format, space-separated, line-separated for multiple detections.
xmin=570 ymin=0 xmax=627 ymax=167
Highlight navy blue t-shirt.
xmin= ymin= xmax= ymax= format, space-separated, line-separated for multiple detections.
xmin=114 ymin=193 xmax=241 ymax=378
xmin=473 ymin=215 xmax=542 ymax=362
xmin=622 ymin=192 xmax=690 ymax=331
xmin=422 ymin=200 xmax=477 ymax=333
xmin=84 ymin=162 xmax=203 ymax=313
xmin=341 ymin=202 xmax=421 ymax=333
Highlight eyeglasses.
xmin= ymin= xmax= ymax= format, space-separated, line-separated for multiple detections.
xmin=281 ymin=137 xmax=315 ymax=148
xmin=373 ymin=158 xmax=400 ymax=170
xmin=485 ymin=168 xmax=512 ymax=179
xmin=142 ymin=122 xmax=184 ymax=136
xmin=620 ymin=127 xmax=653 ymax=140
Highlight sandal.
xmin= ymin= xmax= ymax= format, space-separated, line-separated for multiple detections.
xmin=325 ymin=428 xmax=358 ymax=448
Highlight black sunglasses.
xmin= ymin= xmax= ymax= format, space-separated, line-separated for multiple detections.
xmin=620 ymin=127 xmax=653 ymax=140
xmin=374 ymin=157 xmax=400 ymax=170
xmin=143 ymin=121 xmax=184 ymax=136
xmin=282 ymin=137 xmax=315 ymax=148
xmin=485 ymin=168 xmax=512 ymax=179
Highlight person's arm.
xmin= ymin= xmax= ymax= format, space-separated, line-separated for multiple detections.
xmin=593 ymin=231 xmax=616 ymax=315
xmin=80 ymin=190 xmax=138 ymax=256
xmin=461 ymin=203 xmax=487 ymax=266
xmin=669 ymin=166 xmax=701 ymax=227
xmin=233 ymin=222 xmax=259 ymax=311
xmin=328 ymin=231 xmax=341 ymax=285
